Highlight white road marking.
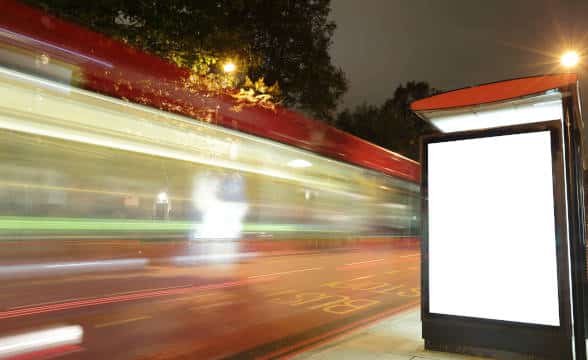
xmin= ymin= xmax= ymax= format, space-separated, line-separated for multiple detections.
xmin=344 ymin=259 xmax=384 ymax=266
xmin=248 ymin=267 xmax=322 ymax=279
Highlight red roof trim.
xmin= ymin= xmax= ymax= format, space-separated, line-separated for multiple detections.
xmin=411 ymin=74 xmax=577 ymax=112
xmin=0 ymin=0 xmax=420 ymax=182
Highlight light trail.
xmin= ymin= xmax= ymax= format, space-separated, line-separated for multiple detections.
xmin=9 ymin=284 xmax=193 ymax=310
xmin=0 ymin=325 xmax=83 ymax=359
xmin=0 ymin=277 xmax=277 ymax=320
xmin=0 ymin=216 xmax=329 ymax=233
xmin=0 ymin=259 xmax=148 ymax=278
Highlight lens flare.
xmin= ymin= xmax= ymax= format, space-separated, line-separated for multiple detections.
xmin=560 ymin=51 xmax=580 ymax=68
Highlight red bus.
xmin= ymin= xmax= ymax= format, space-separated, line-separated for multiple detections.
xmin=0 ymin=0 xmax=420 ymax=243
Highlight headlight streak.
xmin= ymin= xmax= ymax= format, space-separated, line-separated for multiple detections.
xmin=0 ymin=325 xmax=83 ymax=358
xmin=0 ymin=259 xmax=148 ymax=278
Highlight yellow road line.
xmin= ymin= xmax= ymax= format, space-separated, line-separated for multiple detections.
xmin=94 ymin=315 xmax=151 ymax=328
xmin=191 ymin=300 xmax=235 ymax=311
xmin=344 ymin=259 xmax=384 ymax=266
xmin=349 ymin=275 xmax=375 ymax=281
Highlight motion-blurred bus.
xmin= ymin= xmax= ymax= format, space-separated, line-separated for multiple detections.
xmin=0 ymin=1 xmax=420 ymax=254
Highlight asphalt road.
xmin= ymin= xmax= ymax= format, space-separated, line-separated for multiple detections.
xmin=0 ymin=245 xmax=420 ymax=359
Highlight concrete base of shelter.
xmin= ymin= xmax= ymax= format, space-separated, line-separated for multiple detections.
xmin=294 ymin=309 xmax=490 ymax=360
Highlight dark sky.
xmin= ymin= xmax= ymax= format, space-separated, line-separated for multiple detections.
xmin=329 ymin=0 xmax=588 ymax=110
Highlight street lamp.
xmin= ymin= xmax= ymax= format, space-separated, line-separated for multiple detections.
xmin=561 ymin=50 xmax=580 ymax=69
xmin=223 ymin=61 xmax=236 ymax=74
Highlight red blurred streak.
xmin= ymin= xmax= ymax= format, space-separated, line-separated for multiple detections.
xmin=0 ymin=277 xmax=278 ymax=320
xmin=0 ymin=0 xmax=420 ymax=182
xmin=5 ymin=344 xmax=83 ymax=360
xmin=257 ymin=300 xmax=420 ymax=360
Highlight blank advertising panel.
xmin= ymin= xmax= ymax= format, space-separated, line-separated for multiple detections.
xmin=427 ymin=130 xmax=560 ymax=326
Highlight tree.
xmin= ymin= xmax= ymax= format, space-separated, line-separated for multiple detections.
xmin=335 ymin=104 xmax=382 ymax=143
xmin=24 ymin=0 xmax=347 ymax=120
xmin=334 ymin=81 xmax=439 ymax=160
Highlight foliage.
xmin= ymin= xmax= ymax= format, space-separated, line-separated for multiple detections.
xmin=334 ymin=81 xmax=439 ymax=160
xmin=24 ymin=0 xmax=347 ymax=120
xmin=231 ymin=76 xmax=281 ymax=111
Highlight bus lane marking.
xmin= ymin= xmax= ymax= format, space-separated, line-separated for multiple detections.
xmin=260 ymin=272 xmax=419 ymax=316
xmin=322 ymin=277 xmax=419 ymax=297
xmin=268 ymin=291 xmax=380 ymax=315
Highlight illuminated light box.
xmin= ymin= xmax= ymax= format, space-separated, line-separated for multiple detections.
xmin=410 ymin=74 xmax=577 ymax=134
xmin=421 ymin=120 xmax=573 ymax=359
xmin=416 ymin=92 xmax=563 ymax=133
xmin=427 ymin=130 xmax=559 ymax=325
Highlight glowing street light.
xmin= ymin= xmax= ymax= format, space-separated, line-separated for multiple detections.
xmin=223 ymin=61 xmax=236 ymax=73
xmin=560 ymin=51 xmax=580 ymax=68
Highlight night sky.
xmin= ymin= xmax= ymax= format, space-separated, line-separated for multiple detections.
xmin=330 ymin=0 xmax=588 ymax=111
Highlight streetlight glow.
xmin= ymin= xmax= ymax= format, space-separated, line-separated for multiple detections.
xmin=560 ymin=51 xmax=580 ymax=68
xmin=223 ymin=62 xmax=236 ymax=73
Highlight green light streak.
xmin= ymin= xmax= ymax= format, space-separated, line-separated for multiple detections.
xmin=0 ymin=216 xmax=341 ymax=233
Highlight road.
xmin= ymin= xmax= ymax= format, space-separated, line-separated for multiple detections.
xmin=0 ymin=244 xmax=420 ymax=359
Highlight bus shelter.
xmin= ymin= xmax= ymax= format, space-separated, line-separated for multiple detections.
xmin=411 ymin=74 xmax=586 ymax=360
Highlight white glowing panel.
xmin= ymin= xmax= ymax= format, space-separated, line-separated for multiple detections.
xmin=425 ymin=97 xmax=563 ymax=133
xmin=427 ymin=130 xmax=560 ymax=326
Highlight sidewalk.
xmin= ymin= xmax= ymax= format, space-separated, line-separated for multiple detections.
xmin=294 ymin=308 xmax=489 ymax=360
